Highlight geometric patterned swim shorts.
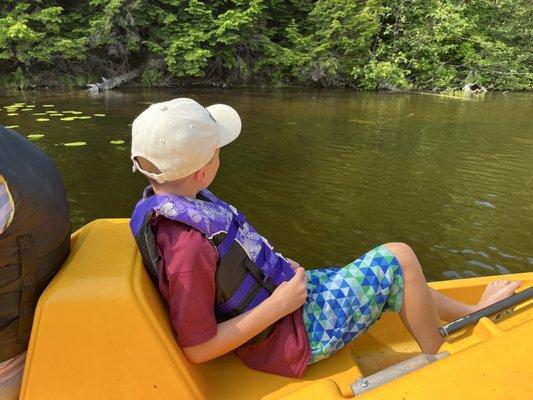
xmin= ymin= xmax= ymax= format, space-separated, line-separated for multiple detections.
xmin=302 ymin=245 xmax=404 ymax=364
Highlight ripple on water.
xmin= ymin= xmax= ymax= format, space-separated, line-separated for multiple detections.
xmin=461 ymin=248 xmax=490 ymax=259
xmin=474 ymin=200 xmax=496 ymax=208
xmin=494 ymin=264 xmax=511 ymax=274
xmin=467 ymin=259 xmax=495 ymax=272
xmin=443 ymin=270 xmax=462 ymax=279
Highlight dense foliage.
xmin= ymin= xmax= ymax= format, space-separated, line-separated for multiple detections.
xmin=0 ymin=0 xmax=531 ymax=90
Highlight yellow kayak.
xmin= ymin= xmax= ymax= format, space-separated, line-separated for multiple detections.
xmin=20 ymin=219 xmax=533 ymax=399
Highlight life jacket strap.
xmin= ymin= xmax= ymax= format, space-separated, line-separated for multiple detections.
xmin=216 ymin=219 xmax=237 ymax=258
xmin=216 ymin=209 xmax=246 ymax=258
xmin=16 ymin=234 xmax=36 ymax=344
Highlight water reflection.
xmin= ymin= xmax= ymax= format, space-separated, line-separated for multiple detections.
xmin=0 ymin=89 xmax=531 ymax=280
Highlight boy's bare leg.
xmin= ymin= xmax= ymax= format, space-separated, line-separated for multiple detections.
xmin=430 ymin=280 xmax=522 ymax=322
xmin=383 ymin=243 xmax=522 ymax=353
xmin=428 ymin=289 xmax=474 ymax=322
xmin=383 ymin=243 xmax=444 ymax=354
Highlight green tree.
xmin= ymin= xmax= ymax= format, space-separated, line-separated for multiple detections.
xmin=0 ymin=0 xmax=530 ymax=90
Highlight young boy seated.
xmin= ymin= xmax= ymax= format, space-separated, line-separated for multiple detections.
xmin=129 ymin=98 xmax=521 ymax=377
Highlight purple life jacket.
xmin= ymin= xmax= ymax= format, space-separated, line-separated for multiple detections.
xmin=130 ymin=187 xmax=295 ymax=321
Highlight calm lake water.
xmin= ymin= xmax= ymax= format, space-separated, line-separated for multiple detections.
xmin=1 ymin=89 xmax=532 ymax=281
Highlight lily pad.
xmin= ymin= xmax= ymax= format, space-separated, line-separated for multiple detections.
xmin=49 ymin=113 xmax=64 ymax=117
xmin=27 ymin=134 xmax=45 ymax=139
xmin=63 ymin=142 xmax=87 ymax=147
xmin=94 ymin=113 xmax=106 ymax=117
xmin=110 ymin=140 xmax=125 ymax=145
xmin=7 ymin=113 xmax=19 ymax=116
xmin=42 ymin=105 xmax=55 ymax=107
xmin=63 ymin=111 xmax=83 ymax=115
xmin=36 ymin=118 xmax=50 ymax=122
xmin=45 ymin=110 xmax=59 ymax=114
xmin=76 ymin=116 xmax=91 ymax=120
xmin=5 ymin=125 xmax=19 ymax=129
xmin=60 ymin=117 xmax=76 ymax=121
xmin=33 ymin=113 xmax=47 ymax=116
xmin=21 ymin=108 xmax=33 ymax=111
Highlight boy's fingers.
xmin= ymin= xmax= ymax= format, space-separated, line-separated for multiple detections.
xmin=294 ymin=267 xmax=306 ymax=283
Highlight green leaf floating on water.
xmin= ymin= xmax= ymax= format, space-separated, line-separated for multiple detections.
xmin=94 ymin=113 xmax=106 ymax=117
xmin=50 ymin=113 xmax=63 ymax=117
xmin=5 ymin=125 xmax=19 ymax=129
xmin=63 ymin=142 xmax=87 ymax=147
xmin=76 ymin=116 xmax=91 ymax=120
xmin=110 ymin=140 xmax=125 ymax=145
xmin=60 ymin=117 xmax=75 ymax=121
xmin=33 ymin=113 xmax=47 ymax=116
xmin=36 ymin=118 xmax=50 ymax=122
xmin=27 ymin=134 xmax=44 ymax=139
xmin=21 ymin=108 xmax=33 ymax=111
xmin=7 ymin=113 xmax=18 ymax=116
xmin=63 ymin=111 xmax=83 ymax=115
xmin=42 ymin=105 xmax=55 ymax=107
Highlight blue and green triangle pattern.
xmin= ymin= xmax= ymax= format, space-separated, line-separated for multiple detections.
xmin=303 ymin=245 xmax=404 ymax=364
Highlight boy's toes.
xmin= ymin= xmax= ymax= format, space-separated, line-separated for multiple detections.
xmin=508 ymin=280 xmax=522 ymax=290
xmin=476 ymin=280 xmax=522 ymax=310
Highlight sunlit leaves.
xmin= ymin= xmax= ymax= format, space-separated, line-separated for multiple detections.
xmin=0 ymin=0 xmax=530 ymax=90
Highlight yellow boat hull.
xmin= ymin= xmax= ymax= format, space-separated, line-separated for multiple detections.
xmin=20 ymin=219 xmax=533 ymax=399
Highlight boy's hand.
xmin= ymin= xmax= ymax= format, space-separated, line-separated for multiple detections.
xmin=286 ymin=257 xmax=301 ymax=271
xmin=269 ymin=267 xmax=308 ymax=317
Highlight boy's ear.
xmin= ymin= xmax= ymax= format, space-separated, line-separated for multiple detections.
xmin=194 ymin=168 xmax=206 ymax=183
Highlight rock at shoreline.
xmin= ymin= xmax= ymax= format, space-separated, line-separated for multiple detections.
xmin=463 ymin=82 xmax=487 ymax=94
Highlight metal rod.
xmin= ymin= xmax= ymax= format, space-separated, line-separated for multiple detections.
xmin=439 ymin=286 xmax=532 ymax=338
xmin=351 ymin=352 xmax=449 ymax=395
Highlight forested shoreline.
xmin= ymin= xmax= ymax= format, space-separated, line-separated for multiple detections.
xmin=0 ymin=1 xmax=531 ymax=91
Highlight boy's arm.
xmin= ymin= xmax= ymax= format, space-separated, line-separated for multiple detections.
xmin=182 ymin=267 xmax=307 ymax=364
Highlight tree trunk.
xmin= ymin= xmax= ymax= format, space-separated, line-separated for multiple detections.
xmin=87 ymin=67 xmax=142 ymax=92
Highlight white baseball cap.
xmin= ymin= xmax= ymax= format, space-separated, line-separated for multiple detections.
xmin=131 ymin=98 xmax=241 ymax=183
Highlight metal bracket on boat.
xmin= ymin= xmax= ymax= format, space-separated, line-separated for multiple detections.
xmin=351 ymin=352 xmax=449 ymax=395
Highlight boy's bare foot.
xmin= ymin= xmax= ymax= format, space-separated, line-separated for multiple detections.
xmin=474 ymin=280 xmax=522 ymax=311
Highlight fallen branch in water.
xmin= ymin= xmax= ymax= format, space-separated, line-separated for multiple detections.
xmin=86 ymin=67 xmax=142 ymax=92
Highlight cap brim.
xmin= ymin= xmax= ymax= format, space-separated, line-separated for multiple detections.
xmin=206 ymin=104 xmax=241 ymax=147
